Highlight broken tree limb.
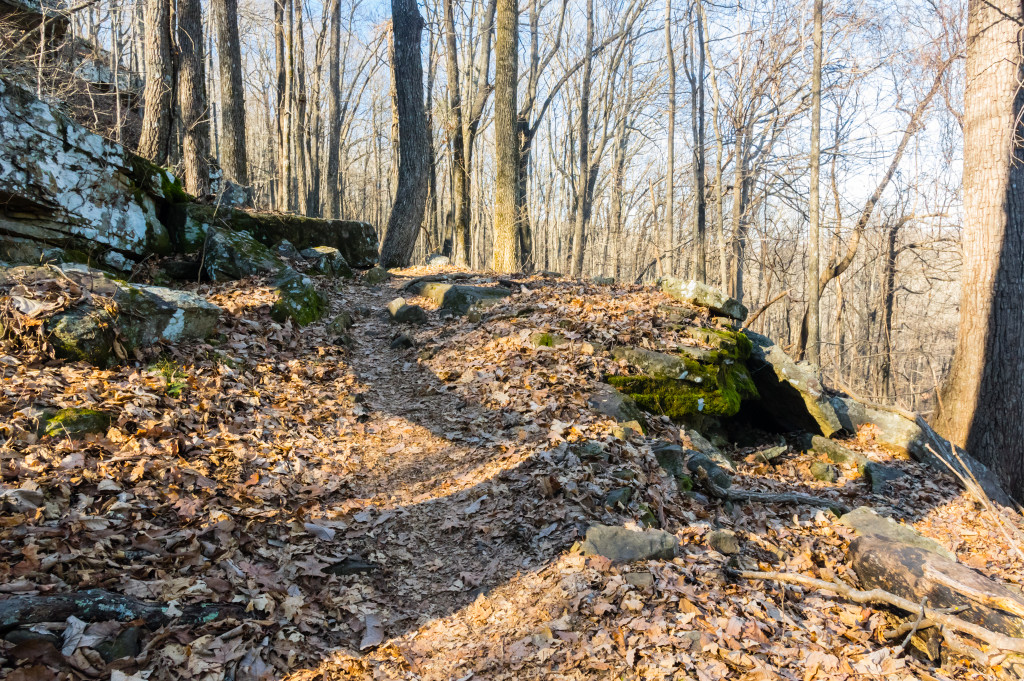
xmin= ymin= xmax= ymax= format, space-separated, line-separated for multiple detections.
xmin=738 ymin=569 xmax=1024 ymax=656
xmin=0 ymin=589 xmax=250 ymax=633
xmin=693 ymin=465 xmax=850 ymax=515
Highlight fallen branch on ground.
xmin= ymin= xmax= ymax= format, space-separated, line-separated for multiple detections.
xmin=738 ymin=569 xmax=1024 ymax=657
xmin=400 ymin=273 xmax=475 ymax=292
xmin=694 ymin=466 xmax=850 ymax=515
xmin=0 ymin=589 xmax=251 ymax=633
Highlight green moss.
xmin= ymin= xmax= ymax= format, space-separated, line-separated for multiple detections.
xmin=608 ymin=360 xmax=759 ymax=421
xmin=149 ymin=357 xmax=188 ymax=398
xmin=271 ymin=273 xmax=328 ymax=326
xmin=128 ymin=155 xmax=192 ymax=204
xmin=42 ymin=408 xmax=113 ymax=437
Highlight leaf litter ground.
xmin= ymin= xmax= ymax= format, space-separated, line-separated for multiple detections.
xmin=1 ymin=266 xmax=1021 ymax=681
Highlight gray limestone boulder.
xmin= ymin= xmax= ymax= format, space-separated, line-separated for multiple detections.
xmin=203 ymin=227 xmax=288 ymax=281
xmin=659 ymin=278 xmax=747 ymax=322
xmin=301 ymin=246 xmax=354 ymax=278
xmin=413 ymin=282 xmax=511 ymax=316
xmin=839 ymin=506 xmax=955 ymax=561
xmin=580 ymin=525 xmax=677 ymax=563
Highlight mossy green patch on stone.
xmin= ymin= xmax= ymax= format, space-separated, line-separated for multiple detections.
xmin=608 ymin=360 xmax=758 ymax=421
xmin=42 ymin=408 xmax=113 ymax=437
xmin=530 ymin=332 xmax=568 ymax=348
xmin=271 ymin=271 xmax=327 ymax=326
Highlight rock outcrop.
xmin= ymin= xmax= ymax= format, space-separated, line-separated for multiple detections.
xmin=0 ymin=78 xmax=173 ymax=269
xmin=410 ymin=282 xmax=511 ymax=316
xmin=659 ymin=278 xmax=747 ymax=322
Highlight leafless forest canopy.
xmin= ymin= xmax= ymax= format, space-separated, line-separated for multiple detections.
xmin=4 ymin=0 xmax=965 ymax=415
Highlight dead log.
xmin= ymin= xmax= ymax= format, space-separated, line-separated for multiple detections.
xmin=849 ymin=535 xmax=1024 ymax=638
xmin=0 ymin=589 xmax=249 ymax=633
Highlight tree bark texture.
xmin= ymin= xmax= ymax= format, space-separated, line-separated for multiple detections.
xmin=211 ymin=0 xmax=248 ymax=186
xmin=379 ymin=4 xmax=429 ymax=268
xmin=138 ymin=0 xmax=173 ymax=165
xmin=492 ymin=0 xmax=521 ymax=272
xmin=178 ymin=0 xmax=210 ymax=196
xmin=937 ymin=0 xmax=1024 ymax=502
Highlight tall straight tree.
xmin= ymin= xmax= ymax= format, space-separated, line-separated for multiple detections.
xmin=806 ymin=0 xmax=823 ymax=365
xmin=325 ymin=0 xmax=342 ymax=218
xmin=662 ymin=0 xmax=675 ymax=277
xmin=211 ymin=0 xmax=248 ymax=186
xmin=685 ymin=1 xmax=706 ymax=281
xmin=378 ymin=5 xmax=429 ymax=267
xmin=569 ymin=0 xmax=595 ymax=278
xmin=937 ymin=0 xmax=1024 ymax=500
xmin=138 ymin=0 xmax=172 ymax=164
xmin=492 ymin=0 xmax=520 ymax=272
xmin=443 ymin=0 xmax=470 ymax=266
xmin=178 ymin=0 xmax=210 ymax=196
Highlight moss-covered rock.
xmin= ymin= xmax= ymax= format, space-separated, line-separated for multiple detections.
xmin=363 ymin=266 xmax=390 ymax=285
xmin=271 ymin=269 xmax=327 ymax=326
xmin=41 ymin=408 xmax=113 ymax=437
xmin=203 ymin=227 xmax=288 ymax=281
xmin=327 ymin=311 xmax=354 ymax=334
xmin=530 ymin=331 xmax=568 ymax=348
xmin=413 ymin=282 xmax=511 ymax=316
xmin=45 ymin=306 xmax=117 ymax=366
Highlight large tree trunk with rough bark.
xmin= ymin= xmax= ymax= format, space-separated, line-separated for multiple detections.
xmin=491 ymin=0 xmax=520 ymax=272
xmin=325 ymin=0 xmax=342 ymax=218
xmin=378 ymin=4 xmax=429 ymax=268
xmin=568 ymin=0 xmax=594 ymax=278
xmin=936 ymin=0 xmax=1024 ymax=502
xmin=178 ymin=0 xmax=210 ymax=196
xmin=211 ymin=0 xmax=247 ymax=186
xmin=443 ymin=0 xmax=471 ymax=267
xmin=138 ymin=0 xmax=173 ymax=164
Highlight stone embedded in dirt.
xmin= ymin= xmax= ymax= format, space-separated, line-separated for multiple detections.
xmin=412 ymin=282 xmax=511 ymax=316
xmin=36 ymin=407 xmax=113 ymax=438
xmin=275 ymin=240 xmax=301 ymax=259
xmin=203 ymin=227 xmax=288 ymax=281
xmin=592 ymin=276 xmax=614 ymax=285
xmin=707 ymin=529 xmax=741 ymax=555
xmin=804 ymin=434 xmax=867 ymax=467
xmin=659 ymin=278 xmax=748 ymax=322
xmin=604 ymin=487 xmax=633 ymax=508
xmin=580 ymin=525 xmax=677 ymax=563
xmin=363 ymin=265 xmax=390 ymax=286
xmin=390 ymin=333 xmax=415 ymax=349
xmin=387 ymin=297 xmax=427 ymax=324
xmin=755 ymin=445 xmax=788 ymax=463
xmin=861 ymin=461 xmax=905 ymax=494
xmin=45 ymin=305 xmax=117 ymax=365
xmin=325 ymin=557 xmax=379 ymax=576
xmin=95 ymin=625 xmax=143 ymax=662
xmin=612 ymin=346 xmax=690 ymax=380
xmin=839 ymin=506 xmax=955 ymax=560
xmin=810 ymin=461 xmax=839 ymax=483
xmin=686 ymin=453 xmax=732 ymax=490
xmin=587 ymin=386 xmax=647 ymax=433
xmin=625 ymin=572 xmax=654 ymax=587
xmin=327 ymin=311 xmax=354 ymax=334
xmin=745 ymin=330 xmax=843 ymax=436
xmin=425 ymin=253 xmax=450 ymax=267
xmin=270 ymin=269 xmax=327 ymax=327
xmin=301 ymin=246 xmax=354 ymax=278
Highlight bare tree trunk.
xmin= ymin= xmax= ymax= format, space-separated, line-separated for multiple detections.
xmin=138 ymin=0 xmax=173 ymax=165
xmin=379 ymin=2 xmax=429 ymax=267
xmin=936 ymin=0 xmax=1024 ymax=502
xmin=274 ymin=0 xmax=290 ymax=210
xmin=178 ymin=0 xmax=210 ymax=196
xmin=686 ymin=2 xmax=706 ymax=282
xmin=443 ymin=0 xmax=471 ymax=266
xmin=325 ymin=0 xmax=342 ymax=218
xmin=492 ymin=0 xmax=521 ymax=272
xmin=211 ymin=0 xmax=248 ymax=186
xmin=569 ymin=0 xmax=594 ymax=278
xmin=806 ymin=0 xmax=824 ymax=365
xmin=662 ymin=0 xmax=675 ymax=278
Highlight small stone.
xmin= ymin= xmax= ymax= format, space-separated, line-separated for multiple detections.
xmin=707 ymin=529 xmax=741 ymax=555
xmin=327 ymin=311 xmax=354 ymax=334
xmin=755 ymin=445 xmax=788 ymax=463
xmin=387 ymin=297 xmax=427 ymax=324
xmin=625 ymin=572 xmax=654 ymax=587
xmin=580 ymin=525 xmax=677 ymax=563
xmin=95 ymin=625 xmax=143 ymax=662
xmin=275 ymin=239 xmax=301 ymax=259
xmin=861 ymin=461 xmax=906 ymax=494
xmin=413 ymin=282 xmax=511 ymax=316
xmin=810 ymin=461 xmax=839 ymax=483
xmin=604 ymin=487 xmax=634 ymax=508
xmin=588 ymin=387 xmax=647 ymax=432
xmin=390 ymin=333 xmax=415 ymax=349
xmin=363 ymin=265 xmax=390 ymax=285
xmin=425 ymin=253 xmax=450 ymax=267
xmin=805 ymin=434 xmax=868 ymax=467
xmin=592 ymin=276 xmax=615 ymax=285
xmin=839 ymin=506 xmax=954 ymax=560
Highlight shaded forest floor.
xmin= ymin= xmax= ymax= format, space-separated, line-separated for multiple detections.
xmin=2 ymin=266 xmax=1021 ymax=680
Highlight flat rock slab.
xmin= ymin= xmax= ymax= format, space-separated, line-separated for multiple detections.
xmin=580 ymin=525 xmax=677 ymax=563
xmin=587 ymin=386 xmax=646 ymax=432
xmin=414 ymin=282 xmax=511 ymax=316
xmin=659 ymin=278 xmax=747 ymax=322
xmin=839 ymin=506 xmax=954 ymax=560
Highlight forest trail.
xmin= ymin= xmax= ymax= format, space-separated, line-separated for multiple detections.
xmin=3 ymin=267 xmax=1022 ymax=681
